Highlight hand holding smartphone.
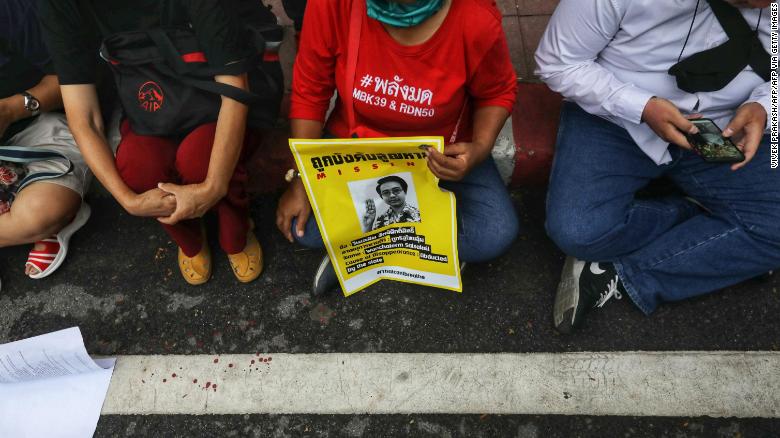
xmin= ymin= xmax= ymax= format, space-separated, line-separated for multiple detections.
xmin=683 ymin=118 xmax=745 ymax=163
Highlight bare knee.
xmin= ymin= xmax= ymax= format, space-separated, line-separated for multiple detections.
xmin=1 ymin=184 xmax=80 ymax=245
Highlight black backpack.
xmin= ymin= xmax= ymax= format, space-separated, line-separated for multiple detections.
xmin=98 ymin=0 xmax=284 ymax=137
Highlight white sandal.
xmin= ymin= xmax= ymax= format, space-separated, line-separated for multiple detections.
xmin=27 ymin=202 xmax=91 ymax=279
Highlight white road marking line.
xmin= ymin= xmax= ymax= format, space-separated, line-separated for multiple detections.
xmin=102 ymin=352 xmax=780 ymax=417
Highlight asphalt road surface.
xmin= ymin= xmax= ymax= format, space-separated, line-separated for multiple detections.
xmin=1 ymin=190 xmax=778 ymax=437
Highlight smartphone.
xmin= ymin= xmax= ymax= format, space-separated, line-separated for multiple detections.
xmin=684 ymin=118 xmax=745 ymax=163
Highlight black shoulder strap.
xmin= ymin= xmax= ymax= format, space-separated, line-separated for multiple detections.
xmin=706 ymin=0 xmax=754 ymax=39
xmin=145 ymin=29 xmax=262 ymax=105
xmin=705 ymin=0 xmax=770 ymax=81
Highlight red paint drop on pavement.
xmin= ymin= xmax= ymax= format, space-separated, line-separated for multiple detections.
xmin=193 ymin=379 xmax=198 ymax=384
xmin=251 ymin=360 xmax=255 ymax=364
xmin=213 ymin=358 xmax=219 ymax=363
xmin=228 ymin=363 xmax=233 ymax=368
xmin=172 ymin=373 xmax=177 ymax=378
xmin=205 ymin=382 xmax=211 ymax=388
xmin=267 ymin=357 xmax=272 ymax=361
xmin=163 ymin=379 xmax=167 ymax=383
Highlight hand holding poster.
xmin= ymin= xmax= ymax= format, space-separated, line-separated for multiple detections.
xmin=289 ymin=137 xmax=461 ymax=296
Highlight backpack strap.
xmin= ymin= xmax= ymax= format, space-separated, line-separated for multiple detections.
xmin=705 ymin=0 xmax=770 ymax=81
xmin=145 ymin=29 xmax=263 ymax=105
xmin=0 ymin=146 xmax=73 ymax=194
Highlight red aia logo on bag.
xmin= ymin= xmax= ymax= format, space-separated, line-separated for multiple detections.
xmin=138 ymin=81 xmax=164 ymax=112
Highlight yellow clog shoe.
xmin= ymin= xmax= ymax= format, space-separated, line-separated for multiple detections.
xmin=227 ymin=230 xmax=263 ymax=283
xmin=178 ymin=241 xmax=212 ymax=286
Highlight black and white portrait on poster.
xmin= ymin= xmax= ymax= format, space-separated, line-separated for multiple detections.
xmin=348 ymin=172 xmax=422 ymax=233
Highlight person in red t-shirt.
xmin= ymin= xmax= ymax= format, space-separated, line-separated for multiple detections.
xmin=276 ymin=0 xmax=520 ymax=295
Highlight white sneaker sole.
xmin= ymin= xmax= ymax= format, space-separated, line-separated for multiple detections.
xmin=311 ymin=255 xmax=333 ymax=295
xmin=552 ymin=256 xmax=585 ymax=331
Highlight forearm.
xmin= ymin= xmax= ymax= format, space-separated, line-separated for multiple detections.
xmin=471 ymin=105 xmax=509 ymax=162
xmin=0 ymin=75 xmax=63 ymax=124
xmin=538 ymin=64 xmax=654 ymax=125
xmin=60 ymin=84 xmax=136 ymax=207
xmin=204 ymin=74 xmax=250 ymax=197
xmin=27 ymin=75 xmax=63 ymax=112
xmin=291 ymin=118 xmax=324 ymax=139
xmin=70 ymin=115 xmax=137 ymax=205
xmin=289 ymin=119 xmax=324 ymax=173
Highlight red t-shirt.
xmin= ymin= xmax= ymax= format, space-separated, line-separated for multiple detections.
xmin=290 ymin=0 xmax=517 ymax=142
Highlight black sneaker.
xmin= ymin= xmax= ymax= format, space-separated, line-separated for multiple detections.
xmin=553 ymin=256 xmax=625 ymax=334
xmin=312 ymin=254 xmax=340 ymax=297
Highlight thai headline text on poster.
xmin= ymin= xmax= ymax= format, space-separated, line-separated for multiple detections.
xmin=289 ymin=137 xmax=461 ymax=296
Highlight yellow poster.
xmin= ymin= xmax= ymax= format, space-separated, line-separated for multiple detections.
xmin=289 ymin=137 xmax=462 ymax=296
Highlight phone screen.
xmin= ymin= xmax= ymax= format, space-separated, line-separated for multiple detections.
xmin=685 ymin=119 xmax=745 ymax=163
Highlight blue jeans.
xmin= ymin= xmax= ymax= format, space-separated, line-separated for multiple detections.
xmin=293 ymin=157 xmax=520 ymax=263
xmin=546 ymin=102 xmax=780 ymax=314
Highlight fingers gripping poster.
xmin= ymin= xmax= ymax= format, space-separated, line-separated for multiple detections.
xmin=289 ymin=137 xmax=462 ymax=296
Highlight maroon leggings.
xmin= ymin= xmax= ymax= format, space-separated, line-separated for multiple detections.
xmin=116 ymin=120 xmax=251 ymax=257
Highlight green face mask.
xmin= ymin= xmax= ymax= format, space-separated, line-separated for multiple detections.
xmin=366 ymin=0 xmax=444 ymax=28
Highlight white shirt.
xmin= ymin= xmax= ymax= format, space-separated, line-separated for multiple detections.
xmin=534 ymin=0 xmax=771 ymax=165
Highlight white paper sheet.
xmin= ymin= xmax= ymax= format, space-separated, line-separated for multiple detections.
xmin=0 ymin=327 xmax=115 ymax=438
